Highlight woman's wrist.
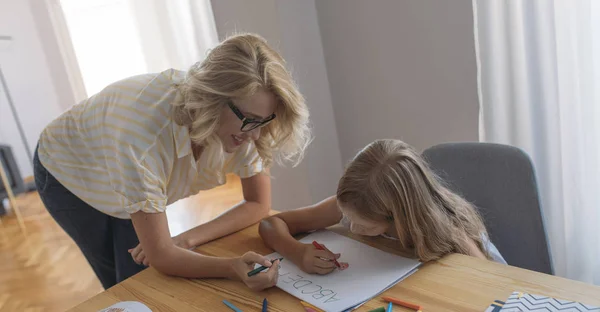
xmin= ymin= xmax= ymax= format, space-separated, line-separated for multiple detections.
xmin=225 ymin=257 xmax=241 ymax=280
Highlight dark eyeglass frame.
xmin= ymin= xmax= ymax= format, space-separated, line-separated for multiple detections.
xmin=227 ymin=101 xmax=276 ymax=132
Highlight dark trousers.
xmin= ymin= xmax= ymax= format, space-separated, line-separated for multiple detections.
xmin=33 ymin=146 xmax=146 ymax=289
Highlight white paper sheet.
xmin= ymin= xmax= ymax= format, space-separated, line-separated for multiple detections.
xmin=264 ymin=230 xmax=421 ymax=312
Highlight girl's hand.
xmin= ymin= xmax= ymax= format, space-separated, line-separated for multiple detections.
xmin=298 ymin=243 xmax=340 ymax=275
xmin=230 ymin=251 xmax=280 ymax=291
xmin=128 ymin=236 xmax=189 ymax=266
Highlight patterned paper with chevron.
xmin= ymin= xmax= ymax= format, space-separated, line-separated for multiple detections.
xmin=499 ymin=291 xmax=600 ymax=312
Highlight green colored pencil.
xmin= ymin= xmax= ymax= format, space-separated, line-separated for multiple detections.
xmin=247 ymin=257 xmax=283 ymax=277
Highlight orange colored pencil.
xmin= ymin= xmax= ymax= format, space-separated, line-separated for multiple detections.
xmin=382 ymin=296 xmax=422 ymax=311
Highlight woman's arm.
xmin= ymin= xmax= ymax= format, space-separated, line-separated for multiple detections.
xmin=258 ymin=196 xmax=342 ymax=273
xmin=129 ymin=173 xmax=271 ymax=264
xmin=131 ymin=210 xmax=235 ymax=277
xmin=130 ymin=210 xmax=279 ymax=290
xmin=175 ymin=172 xmax=271 ymax=248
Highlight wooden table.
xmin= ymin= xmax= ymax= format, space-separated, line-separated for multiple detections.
xmin=69 ymin=224 xmax=600 ymax=312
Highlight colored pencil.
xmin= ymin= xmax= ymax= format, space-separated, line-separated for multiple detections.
xmin=247 ymin=257 xmax=283 ymax=277
xmin=300 ymin=301 xmax=325 ymax=312
xmin=382 ymin=296 xmax=422 ymax=311
xmin=223 ymin=299 xmax=242 ymax=312
xmin=312 ymin=241 xmax=341 ymax=268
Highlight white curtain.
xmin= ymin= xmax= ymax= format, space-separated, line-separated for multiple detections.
xmin=56 ymin=0 xmax=219 ymax=96
xmin=474 ymin=0 xmax=600 ymax=284
xmin=129 ymin=0 xmax=219 ymax=72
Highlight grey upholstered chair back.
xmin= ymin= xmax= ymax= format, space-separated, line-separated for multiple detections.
xmin=422 ymin=142 xmax=553 ymax=275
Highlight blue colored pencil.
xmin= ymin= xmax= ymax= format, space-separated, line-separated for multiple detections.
xmin=223 ymin=299 xmax=243 ymax=312
xmin=262 ymin=298 xmax=268 ymax=312
xmin=386 ymin=301 xmax=393 ymax=312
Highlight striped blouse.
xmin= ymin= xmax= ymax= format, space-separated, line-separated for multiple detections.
xmin=37 ymin=69 xmax=263 ymax=219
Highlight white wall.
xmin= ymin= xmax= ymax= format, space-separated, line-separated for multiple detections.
xmin=211 ymin=0 xmax=344 ymax=210
xmin=0 ymin=0 xmax=65 ymax=178
xmin=316 ymin=0 xmax=479 ymax=160
xmin=210 ymin=0 xmax=478 ymax=209
xmin=1 ymin=0 xmax=478 ymax=205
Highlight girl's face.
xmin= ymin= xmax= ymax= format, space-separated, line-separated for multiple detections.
xmin=217 ymin=89 xmax=278 ymax=153
xmin=338 ymin=201 xmax=391 ymax=237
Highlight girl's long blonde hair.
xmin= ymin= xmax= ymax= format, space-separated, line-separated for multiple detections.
xmin=172 ymin=33 xmax=311 ymax=167
xmin=337 ymin=139 xmax=490 ymax=261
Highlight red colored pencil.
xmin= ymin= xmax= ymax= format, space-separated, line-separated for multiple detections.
xmin=312 ymin=241 xmax=341 ymax=268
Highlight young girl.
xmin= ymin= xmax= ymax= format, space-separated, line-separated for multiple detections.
xmin=34 ymin=33 xmax=310 ymax=291
xmin=259 ymin=139 xmax=505 ymax=275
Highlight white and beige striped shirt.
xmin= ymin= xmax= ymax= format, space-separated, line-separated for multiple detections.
xmin=38 ymin=69 xmax=263 ymax=219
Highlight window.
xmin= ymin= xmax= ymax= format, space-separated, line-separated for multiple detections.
xmin=59 ymin=0 xmax=147 ymax=96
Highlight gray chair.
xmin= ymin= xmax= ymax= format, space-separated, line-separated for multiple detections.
xmin=422 ymin=142 xmax=553 ymax=275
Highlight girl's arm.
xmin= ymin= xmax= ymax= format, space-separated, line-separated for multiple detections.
xmin=258 ymin=196 xmax=343 ymax=273
xmin=131 ymin=210 xmax=279 ymax=291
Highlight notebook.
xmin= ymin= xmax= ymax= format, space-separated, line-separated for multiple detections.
xmin=262 ymin=230 xmax=421 ymax=312
xmin=485 ymin=291 xmax=600 ymax=312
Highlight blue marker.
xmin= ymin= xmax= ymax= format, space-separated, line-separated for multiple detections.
xmin=386 ymin=301 xmax=393 ymax=312
xmin=223 ymin=299 xmax=243 ymax=312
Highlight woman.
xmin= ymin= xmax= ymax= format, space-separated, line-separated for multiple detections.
xmin=34 ymin=33 xmax=310 ymax=291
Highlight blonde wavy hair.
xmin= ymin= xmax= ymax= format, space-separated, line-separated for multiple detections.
xmin=172 ymin=33 xmax=311 ymax=167
xmin=337 ymin=139 xmax=491 ymax=262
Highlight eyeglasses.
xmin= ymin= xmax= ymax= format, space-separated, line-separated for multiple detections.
xmin=228 ymin=101 xmax=276 ymax=132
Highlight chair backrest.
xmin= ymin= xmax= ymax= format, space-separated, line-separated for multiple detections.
xmin=422 ymin=142 xmax=553 ymax=275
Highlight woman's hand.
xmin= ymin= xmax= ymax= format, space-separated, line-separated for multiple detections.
xmin=128 ymin=236 xmax=189 ymax=266
xmin=298 ymin=243 xmax=340 ymax=275
xmin=230 ymin=251 xmax=280 ymax=291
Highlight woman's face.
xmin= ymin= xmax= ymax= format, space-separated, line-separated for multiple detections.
xmin=337 ymin=201 xmax=391 ymax=237
xmin=217 ymin=89 xmax=278 ymax=153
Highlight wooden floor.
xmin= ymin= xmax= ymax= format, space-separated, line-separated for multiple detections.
xmin=0 ymin=175 xmax=243 ymax=312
